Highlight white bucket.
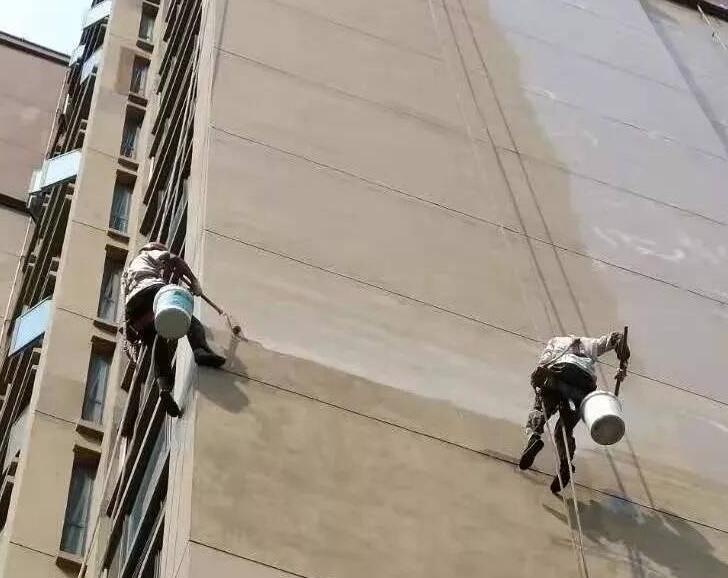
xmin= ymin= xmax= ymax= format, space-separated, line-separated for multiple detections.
xmin=153 ymin=285 xmax=193 ymax=340
xmin=580 ymin=390 xmax=625 ymax=446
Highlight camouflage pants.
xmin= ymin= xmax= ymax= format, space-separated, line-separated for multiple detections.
xmin=525 ymin=385 xmax=580 ymax=466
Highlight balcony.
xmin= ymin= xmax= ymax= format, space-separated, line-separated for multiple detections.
xmin=8 ymin=299 xmax=52 ymax=356
xmin=83 ymin=0 xmax=112 ymax=29
xmin=30 ymin=150 xmax=82 ymax=194
xmin=81 ymin=49 xmax=103 ymax=83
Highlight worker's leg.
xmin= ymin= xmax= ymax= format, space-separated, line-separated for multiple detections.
xmin=152 ymin=336 xmax=181 ymax=418
xmin=550 ymin=403 xmax=580 ymax=494
xmin=186 ymin=315 xmax=226 ymax=368
xmin=519 ymin=388 xmax=558 ymax=470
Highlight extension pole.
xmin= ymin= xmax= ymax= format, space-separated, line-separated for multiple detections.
xmin=614 ymin=326 xmax=629 ymax=397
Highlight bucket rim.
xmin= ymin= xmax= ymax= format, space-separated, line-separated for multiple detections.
xmin=580 ymin=388 xmax=622 ymax=412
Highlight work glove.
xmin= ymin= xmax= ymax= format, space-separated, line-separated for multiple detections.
xmin=617 ymin=333 xmax=630 ymax=360
xmin=190 ymin=279 xmax=203 ymax=296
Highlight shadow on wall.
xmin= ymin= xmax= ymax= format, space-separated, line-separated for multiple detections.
xmin=196 ymin=324 xmax=250 ymax=413
xmin=546 ymin=499 xmax=728 ymax=577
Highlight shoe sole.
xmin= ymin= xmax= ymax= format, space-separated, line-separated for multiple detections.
xmin=519 ymin=438 xmax=544 ymax=470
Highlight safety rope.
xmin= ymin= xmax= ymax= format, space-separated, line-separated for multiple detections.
xmin=698 ymin=4 xmax=728 ymax=53
xmin=560 ymin=420 xmax=590 ymax=578
xmin=421 ymin=0 xmax=590 ymax=574
xmin=541 ymin=394 xmax=589 ymax=578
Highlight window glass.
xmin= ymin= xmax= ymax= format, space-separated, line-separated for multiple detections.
xmin=60 ymin=464 xmax=96 ymax=555
xmin=98 ymin=259 xmax=123 ymax=322
xmin=109 ymin=183 xmax=132 ymax=232
xmin=82 ymin=352 xmax=111 ymax=424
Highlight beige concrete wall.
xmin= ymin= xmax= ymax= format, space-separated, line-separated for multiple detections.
xmin=0 ymin=41 xmax=65 ymax=201
xmin=162 ymin=0 xmax=728 ymax=577
xmin=0 ymin=209 xmax=29 ymax=334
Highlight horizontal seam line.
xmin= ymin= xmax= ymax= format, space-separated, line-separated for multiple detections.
xmin=260 ymin=0 xmax=441 ymax=62
xmin=207 ymin=55 xmax=728 ymax=226
xmin=188 ymin=540 xmax=312 ymax=578
xmin=205 ymin=228 xmax=540 ymax=343
xmin=205 ymin=227 xmax=728 ymax=407
xmin=209 ymin=127 xmax=728 ymax=307
xmin=219 ymin=365 xmax=728 ymax=536
xmin=515 ymin=150 xmax=728 ymax=226
xmin=214 ymin=48 xmax=463 ymax=135
xmin=451 ymin=5 xmax=689 ymax=93
xmin=35 ymin=409 xmax=78 ymax=428
xmin=8 ymin=540 xmax=56 ymax=559
xmin=215 ymin=27 xmax=728 ymax=163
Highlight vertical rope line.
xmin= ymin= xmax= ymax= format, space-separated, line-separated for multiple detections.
xmin=542 ymin=395 xmax=588 ymax=578
xmin=561 ymin=419 xmax=590 ymax=578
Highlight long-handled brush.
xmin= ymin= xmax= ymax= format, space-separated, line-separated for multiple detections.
xmin=201 ymin=293 xmax=243 ymax=337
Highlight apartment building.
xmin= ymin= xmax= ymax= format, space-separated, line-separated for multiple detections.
xmin=1 ymin=0 xmax=728 ymax=577
xmin=0 ymin=32 xmax=66 ymax=358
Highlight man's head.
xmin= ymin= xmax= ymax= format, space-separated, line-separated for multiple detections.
xmin=141 ymin=241 xmax=168 ymax=253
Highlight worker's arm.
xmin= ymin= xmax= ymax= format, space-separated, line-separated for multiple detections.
xmin=169 ymin=255 xmax=203 ymax=296
xmin=588 ymin=332 xmax=627 ymax=359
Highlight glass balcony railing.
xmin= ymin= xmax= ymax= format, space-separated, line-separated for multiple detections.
xmin=69 ymin=43 xmax=86 ymax=66
xmin=4 ymin=408 xmax=29 ymax=472
xmin=83 ymin=0 xmax=112 ymax=29
xmin=8 ymin=299 xmax=52 ymax=356
xmin=30 ymin=150 xmax=82 ymax=194
xmin=81 ymin=49 xmax=103 ymax=83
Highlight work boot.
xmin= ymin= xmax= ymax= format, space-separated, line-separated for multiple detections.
xmin=519 ymin=434 xmax=544 ymax=470
xmin=193 ymin=348 xmax=226 ymax=368
xmin=550 ymin=463 xmax=575 ymax=495
xmin=160 ymin=390 xmax=181 ymax=418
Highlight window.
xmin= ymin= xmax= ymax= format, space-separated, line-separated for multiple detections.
xmin=98 ymin=257 xmax=123 ymax=322
xmin=138 ymin=11 xmax=155 ymax=42
xmin=60 ymin=463 xmax=95 ymax=555
xmin=82 ymin=351 xmax=111 ymax=424
xmin=109 ymin=182 xmax=132 ymax=232
xmin=130 ymin=58 xmax=149 ymax=95
xmin=124 ymin=425 xmax=167 ymax=561
xmin=120 ymin=116 xmax=141 ymax=159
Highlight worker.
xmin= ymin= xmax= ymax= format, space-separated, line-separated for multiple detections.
xmin=518 ymin=331 xmax=628 ymax=493
xmin=123 ymin=242 xmax=226 ymax=417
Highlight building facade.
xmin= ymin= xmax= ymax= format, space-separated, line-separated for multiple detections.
xmin=0 ymin=32 xmax=66 ymax=359
xmin=1 ymin=0 xmax=728 ymax=577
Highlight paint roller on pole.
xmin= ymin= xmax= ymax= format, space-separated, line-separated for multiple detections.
xmin=201 ymin=293 xmax=243 ymax=337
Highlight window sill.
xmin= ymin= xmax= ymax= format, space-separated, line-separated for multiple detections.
xmin=55 ymin=550 xmax=83 ymax=572
xmin=128 ymin=91 xmax=148 ymax=107
xmin=93 ymin=317 xmax=118 ymax=334
xmin=118 ymin=155 xmax=139 ymax=171
xmin=107 ymin=228 xmax=130 ymax=242
xmin=76 ymin=419 xmax=104 ymax=441
xmin=136 ymin=38 xmax=154 ymax=52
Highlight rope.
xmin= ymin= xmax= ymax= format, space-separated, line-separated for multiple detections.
xmin=560 ymin=418 xmax=590 ymax=578
xmin=541 ymin=394 xmax=589 ymax=577
xmin=420 ymin=2 xmax=590 ymax=572
xmin=697 ymin=4 xmax=728 ymax=53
